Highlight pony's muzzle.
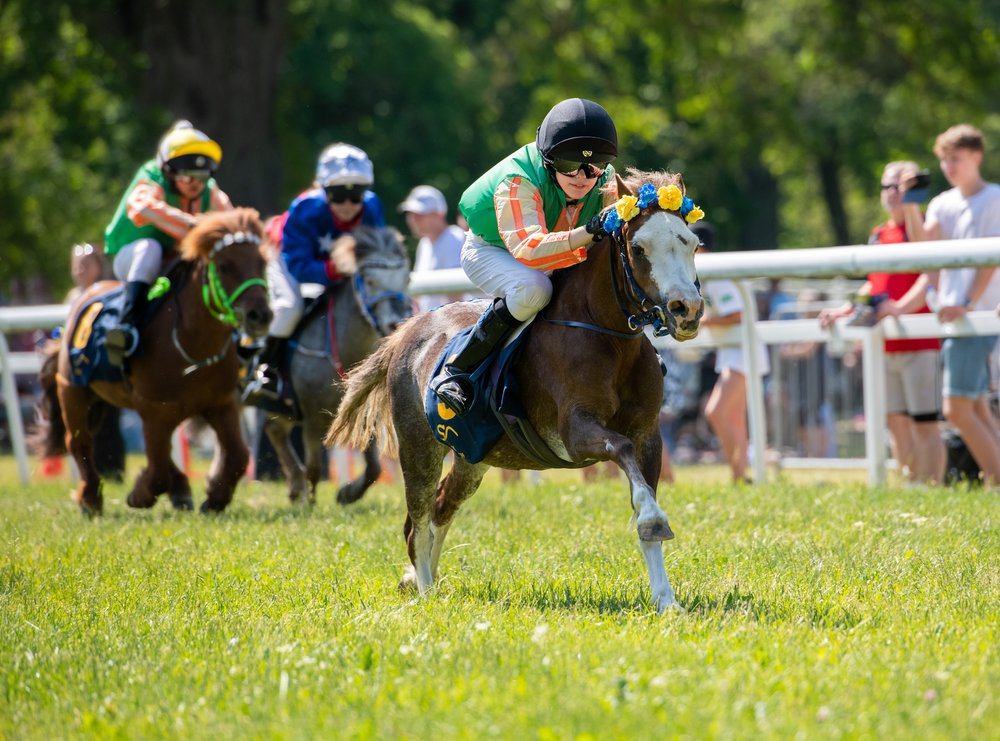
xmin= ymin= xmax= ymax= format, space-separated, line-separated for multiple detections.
xmin=667 ymin=296 xmax=703 ymax=324
xmin=239 ymin=303 xmax=273 ymax=338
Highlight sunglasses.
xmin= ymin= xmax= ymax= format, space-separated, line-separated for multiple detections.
xmin=550 ymin=159 xmax=612 ymax=179
xmin=326 ymin=186 xmax=364 ymax=204
xmin=175 ymin=170 xmax=212 ymax=183
xmin=73 ymin=243 xmax=95 ymax=257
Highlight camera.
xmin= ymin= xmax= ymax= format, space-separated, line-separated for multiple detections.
xmin=902 ymin=169 xmax=931 ymax=204
xmin=908 ymin=170 xmax=931 ymax=190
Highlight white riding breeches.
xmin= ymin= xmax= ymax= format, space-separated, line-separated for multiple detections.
xmin=460 ymin=232 xmax=552 ymax=322
xmin=266 ymin=252 xmax=304 ymax=338
xmin=112 ymin=238 xmax=163 ymax=284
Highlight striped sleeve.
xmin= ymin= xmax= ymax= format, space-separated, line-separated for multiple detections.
xmin=209 ymin=184 xmax=234 ymax=212
xmin=126 ymin=180 xmax=196 ymax=239
xmin=493 ymin=177 xmax=588 ymax=271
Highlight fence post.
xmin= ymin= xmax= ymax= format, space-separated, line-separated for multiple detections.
xmin=0 ymin=333 xmax=31 ymax=484
xmin=861 ymin=326 xmax=888 ymax=485
xmin=735 ymin=280 xmax=767 ymax=484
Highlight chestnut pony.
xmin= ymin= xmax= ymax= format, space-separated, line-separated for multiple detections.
xmin=36 ymin=208 xmax=272 ymax=515
xmin=327 ymin=171 xmax=704 ymax=612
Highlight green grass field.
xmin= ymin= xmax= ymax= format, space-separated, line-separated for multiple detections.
xmin=2 ymin=457 xmax=997 ymax=740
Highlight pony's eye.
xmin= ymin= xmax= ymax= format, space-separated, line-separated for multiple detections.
xmin=217 ymin=262 xmax=233 ymax=276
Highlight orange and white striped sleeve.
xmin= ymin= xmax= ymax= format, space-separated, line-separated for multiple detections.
xmin=209 ymin=184 xmax=234 ymax=211
xmin=493 ymin=176 xmax=588 ymax=272
xmin=126 ymin=179 xmax=197 ymax=240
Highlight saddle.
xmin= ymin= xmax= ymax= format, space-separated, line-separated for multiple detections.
xmin=65 ymin=285 xmax=160 ymax=385
xmin=65 ymin=265 xmax=181 ymax=386
xmin=423 ymin=323 xmax=591 ymax=468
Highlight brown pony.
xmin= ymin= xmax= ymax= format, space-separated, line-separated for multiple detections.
xmin=326 ymin=170 xmax=703 ymax=612
xmin=36 ymin=208 xmax=272 ymax=515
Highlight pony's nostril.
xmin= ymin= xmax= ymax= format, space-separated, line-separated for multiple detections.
xmin=668 ymin=299 xmax=688 ymax=318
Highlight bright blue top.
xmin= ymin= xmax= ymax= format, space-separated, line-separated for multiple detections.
xmin=281 ymin=187 xmax=385 ymax=286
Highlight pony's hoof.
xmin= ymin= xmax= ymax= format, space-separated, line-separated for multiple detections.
xmin=125 ymin=490 xmax=156 ymax=509
xmin=336 ymin=481 xmax=367 ymax=505
xmin=656 ymin=600 xmax=685 ymax=614
xmin=637 ymin=519 xmax=675 ymax=541
xmin=398 ymin=565 xmax=417 ymax=593
xmin=169 ymin=494 xmax=194 ymax=511
xmin=71 ymin=491 xmax=103 ymax=518
xmin=199 ymin=499 xmax=229 ymax=514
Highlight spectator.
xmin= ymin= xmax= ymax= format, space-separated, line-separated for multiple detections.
xmin=780 ymin=290 xmax=832 ymax=458
xmin=694 ymin=222 xmax=770 ymax=483
xmin=819 ymin=161 xmax=946 ymax=485
xmin=398 ymin=185 xmax=470 ymax=312
xmin=900 ymin=124 xmax=1000 ymax=487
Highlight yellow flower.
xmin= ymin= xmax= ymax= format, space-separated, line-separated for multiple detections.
xmin=685 ymin=205 xmax=705 ymax=224
xmin=657 ymin=185 xmax=683 ymax=211
xmin=616 ymin=195 xmax=640 ymax=221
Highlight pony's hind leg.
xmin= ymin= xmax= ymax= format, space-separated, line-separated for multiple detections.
xmin=398 ymin=442 xmax=449 ymax=594
xmin=200 ymin=402 xmax=250 ymax=513
xmin=59 ymin=385 xmax=104 ymax=516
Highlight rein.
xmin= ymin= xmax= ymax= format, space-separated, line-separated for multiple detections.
xmin=609 ymin=228 xmax=677 ymax=338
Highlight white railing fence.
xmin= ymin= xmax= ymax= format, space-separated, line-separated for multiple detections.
xmin=4 ymin=236 xmax=1000 ymax=485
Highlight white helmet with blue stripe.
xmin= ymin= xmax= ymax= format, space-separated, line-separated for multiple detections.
xmin=315 ymin=143 xmax=374 ymax=188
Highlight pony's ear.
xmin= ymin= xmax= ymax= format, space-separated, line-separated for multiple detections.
xmin=675 ymin=173 xmax=686 ymax=195
xmin=615 ymin=172 xmax=632 ymax=197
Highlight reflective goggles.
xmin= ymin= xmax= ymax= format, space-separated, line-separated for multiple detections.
xmin=326 ymin=186 xmax=364 ymax=204
xmin=174 ymin=170 xmax=213 ymax=182
xmin=550 ymin=159 xmax=612 ymax=178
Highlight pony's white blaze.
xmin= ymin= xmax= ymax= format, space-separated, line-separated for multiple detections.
xmin=632 ymin=212 xmax=700 ymax=301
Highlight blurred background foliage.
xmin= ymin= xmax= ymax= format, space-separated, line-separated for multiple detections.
xmin=2 ymin=0 xmax=999 ymax=298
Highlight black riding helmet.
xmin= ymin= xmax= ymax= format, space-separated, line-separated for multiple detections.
xmin=536 ymin=98 xmax=618 ymax=165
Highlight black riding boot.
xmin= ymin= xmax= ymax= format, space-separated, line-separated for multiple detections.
xmin=105 ymin=280 xmax=150 ymax=367
xmin=432 ymin=297 xmax=521 ymax=415
xmin=242 ymin=336 xmax=295 ymax=415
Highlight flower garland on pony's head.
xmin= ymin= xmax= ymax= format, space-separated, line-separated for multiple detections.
xmin=601 ymin=182 xmax=705 ymax=234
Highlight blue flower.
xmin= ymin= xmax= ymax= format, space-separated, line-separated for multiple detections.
xmin=680 ymin=196 xmax=694 ymax=217
xmin=602 ymin=209 xmax=624 ymax=233
xmin=636 ymin=183 xmax=657 ymax=209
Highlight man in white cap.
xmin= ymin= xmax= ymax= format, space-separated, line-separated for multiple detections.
xmin=399 ymin=185 xmax=470 ymax=312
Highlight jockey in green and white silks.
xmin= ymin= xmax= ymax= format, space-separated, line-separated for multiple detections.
xmin=102 ymin=120 xmax=232 ymax=366
xmin=432 ymin=98 xmax=620 ymax=415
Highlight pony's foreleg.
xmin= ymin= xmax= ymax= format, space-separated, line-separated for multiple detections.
xmin=263 ymin=416 xmax=309 ymax=505
xmin=336 ymin=439 xmax=382 ymax=506
xmin=563 ymin=416 xmax=681 ymax=612
xmin=59 ymin=385 xmax=104 ymax=516
xmin=563 ymin=414 xmax=673 ymax=540
xmin=127 ymin=416 xmax=177 ymax=509
xmin=200 ymin=402 xmax=249 ymax=513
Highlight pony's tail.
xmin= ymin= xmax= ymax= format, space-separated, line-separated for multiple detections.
xmin=325 ymin=332 xmax=403 ymax=459
xmin=29 ymin=340 xmax=67 ymax=458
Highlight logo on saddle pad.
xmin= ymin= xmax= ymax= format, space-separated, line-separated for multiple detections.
xmin=582 ymin=150 xmax=592 ymax=157
xmin=423 ymin=326 xmax=529 ymax=463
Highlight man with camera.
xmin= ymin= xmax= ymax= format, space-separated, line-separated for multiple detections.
xmin=899 ymin=124 xmax=1000 ymax=488
xmin=820 ymin=160 xmax=945 ymax=485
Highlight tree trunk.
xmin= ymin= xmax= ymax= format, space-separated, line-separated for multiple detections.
xmin=818 ymin=152 xmax=850 ymax=246
xmin=105 ymin=0 xmax=287 ymax=214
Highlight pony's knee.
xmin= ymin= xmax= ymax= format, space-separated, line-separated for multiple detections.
xmin=505 ymin=279 xmax=552 ymax=321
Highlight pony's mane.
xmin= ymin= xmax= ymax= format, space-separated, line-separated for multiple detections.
xmin=330 ymin=226 xmax=407 ymax=276
xmin=618 ymin=167 xmax=684 ymax=197
xmin=179 ymin=208 xmax=264 ymax=261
